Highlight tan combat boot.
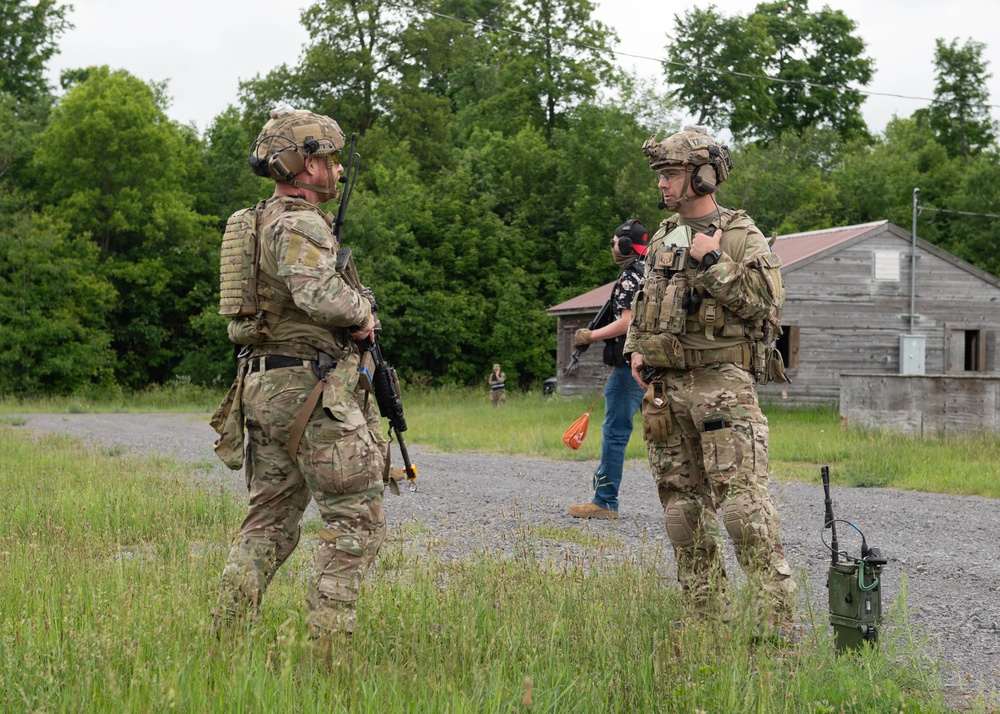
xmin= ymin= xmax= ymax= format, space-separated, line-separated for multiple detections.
xmin=567 ymin=502 xmax=618 ymax=519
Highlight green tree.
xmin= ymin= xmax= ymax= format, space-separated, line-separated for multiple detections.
xmin=32 ymin=67 xmax=219 ymax=389
xmin=501 ymin=0 xmax=617 ymax=138
xmin=923 ymin=37 xmax=997 ymax=163
xmin=239 ymin=0 xmax=408 ymax=137
xmin=722 ymin=128 xmax=843 ymax=235
xmin=196 ymin=105 xmax=269 ymax=228
xmin=665 ymin=0 xmax=873 ymax=142
xmin=753 ymin=0 xmax=872 ymax=142
xmin=664 ymin=6 xmax=774 ymax=139
xmin=0 ymin=0 xmax=71 ymax=104
xmin=0 ymin=209 xmax=117 ymax=396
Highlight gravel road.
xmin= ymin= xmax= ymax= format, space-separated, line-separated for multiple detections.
xmin=16 ymin=412 xmax=1000 ymax=706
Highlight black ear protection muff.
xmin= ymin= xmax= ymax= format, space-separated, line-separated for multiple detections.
xmin=615 ymin=218 xmax=648 ymax=254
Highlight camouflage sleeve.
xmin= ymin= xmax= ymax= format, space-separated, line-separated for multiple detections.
xmin=695 ymin=220 xmax=777 ymax=322
xmin=272 ymin=212 xmax=372 ymax=328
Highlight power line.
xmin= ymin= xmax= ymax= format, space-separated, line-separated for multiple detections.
xmin=382 ymin=0 xmax=1000 ymax=112
xmin=920 ymin=206 xmax=1000 ymax=219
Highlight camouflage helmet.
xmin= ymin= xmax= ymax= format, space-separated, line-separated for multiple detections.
xmin=248 ymin=105 xmax=346 ymax=182
xmin=642 ymin=125 xmax=732 ymax=186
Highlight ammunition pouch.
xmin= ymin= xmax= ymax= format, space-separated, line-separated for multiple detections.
xmin=632 ymin=274 xmax=688 ymax=335
xmin=752 ymin=342 xmax=788 ymax=385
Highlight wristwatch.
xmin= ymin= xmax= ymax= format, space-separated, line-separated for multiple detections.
xmin=700 ymin=249 xmax=722 ymax=269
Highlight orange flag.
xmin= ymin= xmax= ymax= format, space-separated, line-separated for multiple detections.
xmin=562 ymin=411 xmax=591 ymax=450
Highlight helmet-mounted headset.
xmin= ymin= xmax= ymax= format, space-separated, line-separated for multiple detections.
xmin=248 ymin=105 xmax=347 ymax=198
xmin=642 ymin=125 xmax=734 ymax=206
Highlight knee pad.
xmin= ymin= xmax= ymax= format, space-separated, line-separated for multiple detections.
xmin=722 ymin=497 xmax=754 ymax=544
xmin=665 ymin=504 xmax=697 ymax=548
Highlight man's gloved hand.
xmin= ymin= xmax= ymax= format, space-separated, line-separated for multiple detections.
xmin=573 ymin=328 xmax=593 ymax=348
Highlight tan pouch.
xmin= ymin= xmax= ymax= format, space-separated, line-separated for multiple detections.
xmin=659 ymin=274 xmax=689 ymax=335
xmin=767 ymin=348 xmax=789 ymax=384
xmin=634 ymin=276 xmax=665 ymax=333
xmin=322 ymin=351 xmax=362 ymax=422
xmin=632 ymin=333 xmax=686 ymax=370
xmin=210 ymin=363 xmax=247 ymax=470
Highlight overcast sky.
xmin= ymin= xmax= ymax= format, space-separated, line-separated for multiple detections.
xmin=45 ymin=0 xmax=1000 ymax=137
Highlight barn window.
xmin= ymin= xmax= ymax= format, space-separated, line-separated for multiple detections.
xmin=964 ymin=330 xmax=984 ymax=371
xmin=776 ymin=324 xmax=799 ymax=369
xmin=872 ymin=250 xmax=900 ymax=281
xmin=946 ymin=326 xmax=994 ymax=373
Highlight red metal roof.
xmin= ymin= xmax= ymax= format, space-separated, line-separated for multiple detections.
xmin=772 ymin=220 xmax=887 ymax=267
xmin=548 ymin=220 xmax=889 ymax=314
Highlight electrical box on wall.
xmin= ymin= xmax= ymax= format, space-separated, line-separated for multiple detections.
xmin=900 ymin=334 xmax=926 ymax=375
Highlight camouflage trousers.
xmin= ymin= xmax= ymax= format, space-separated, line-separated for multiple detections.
xmin=490 ymin=388 xmax=506 ymax=407
xmin=216 ymin=363 xmax=386 ymax=636
xmin=642 ymin=362 xmax=796 ymax=629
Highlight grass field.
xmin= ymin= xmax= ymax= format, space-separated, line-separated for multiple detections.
xmin=2 ymin=386 xmax=997 ymax=711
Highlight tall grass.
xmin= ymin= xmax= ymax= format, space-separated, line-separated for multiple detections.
xmin=0 ymin=425 xmax=986 ymax=712
xmin=0 ymin=376 xmax=223 ymax=415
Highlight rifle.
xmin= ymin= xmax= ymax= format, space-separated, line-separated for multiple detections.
xmin=561 ymin=296 xmax=615 ymax=375
xmin=333 ymin=133 xmax=418 ymax=492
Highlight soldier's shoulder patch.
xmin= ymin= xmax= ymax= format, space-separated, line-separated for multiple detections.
xmin=283 ymin=229 xmax=324 ymax=269
xmin=286 ymin=213 xmax=333 ymax=247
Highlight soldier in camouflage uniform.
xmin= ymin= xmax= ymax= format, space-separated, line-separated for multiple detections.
xmin=488 ymin=363 xmax=506 ymax=406
xmin=624 ymin=126 xmax=796 ymax=636
xmin=211 ymin=106 xmax=386 ymax=642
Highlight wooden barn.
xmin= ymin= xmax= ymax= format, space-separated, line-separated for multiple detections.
xmin=548 ymin=220 xmax=1000 ymax=403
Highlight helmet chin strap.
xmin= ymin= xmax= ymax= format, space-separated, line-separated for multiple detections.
xmin=289 ymin=154 xmax=339 ymax=201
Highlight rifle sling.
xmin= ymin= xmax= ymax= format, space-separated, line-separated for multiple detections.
xmin=285 ymin=380 xmax=324 ymax=464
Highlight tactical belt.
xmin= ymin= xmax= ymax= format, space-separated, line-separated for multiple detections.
xmin=682 ymin=343 xmax=752 ymax=370
xmin=248 ymin=355 xmax=312 ymax=373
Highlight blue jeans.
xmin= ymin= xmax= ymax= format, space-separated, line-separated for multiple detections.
xmin=592 ymin=365 xmax=645 ymax=511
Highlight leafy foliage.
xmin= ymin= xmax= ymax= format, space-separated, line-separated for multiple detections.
xmin=0 ymin=0 xmax=999 ymax=396
xmin=0 ymin=0 xmax=71 ymax=105
xmin=922 ymin=38 xmax=998 ymax=163
xmin=666 ymin=0 xmax=873 ymax=142
xmin=31 ymin=67 xmax=221 ymax=389
xmin=0 ymin=209 xmax=117 ymax=395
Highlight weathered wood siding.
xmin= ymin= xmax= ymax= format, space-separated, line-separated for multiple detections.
xmin=840 ymin=373 xmax=1000 ymax=434
xmin=554 ymin=314 xmax=612 ymax=396
xmin=759 ymin=224 xmax=1000 ymax=405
